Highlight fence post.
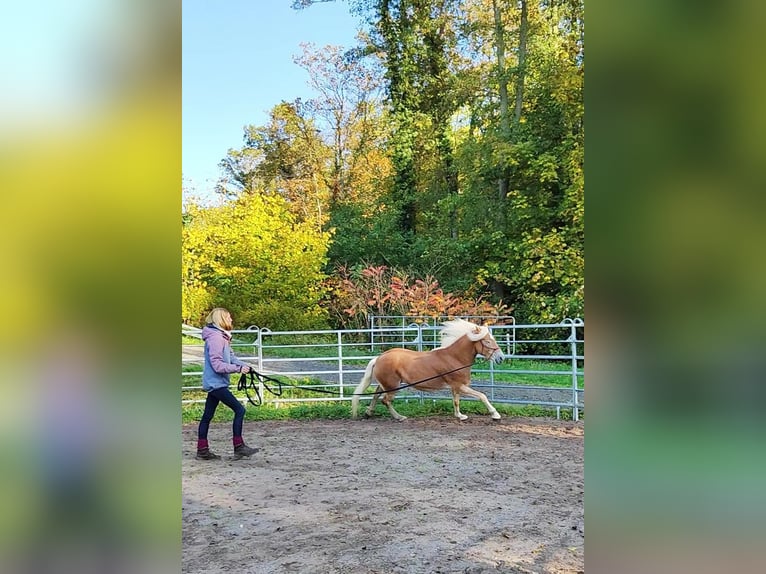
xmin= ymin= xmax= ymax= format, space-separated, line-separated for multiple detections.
xmin=255 ymin=327 xmax=262 ymax=371
xmin=258 ymin=328 xmax=267 ymax=403
xmin=489 ymin=326 xmax=496 ymax=400
xmin=567 ymin=319 xmax=579 ymax=421
xmin=511 ymin=319 xmax=517 ymax=355
xmin=369 ymin=314 xmax=374 ymax=353
xmin=337 ymin=330 xmax=344 ymax=398
xmin=414 ymin=323 xmax=423 ymax=352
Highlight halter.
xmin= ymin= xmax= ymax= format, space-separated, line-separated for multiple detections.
xmin=479 ymin=336 xmax=501 ymax=357
xmin=481 ymin=338 xmax=499 ymax=350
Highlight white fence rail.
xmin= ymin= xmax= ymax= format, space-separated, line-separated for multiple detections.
xmin=182 ymin=318 xmax=584 ymax=420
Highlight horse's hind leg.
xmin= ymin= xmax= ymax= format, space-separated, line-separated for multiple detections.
xmin=381 ymin=391 xmax=407 ymax=422
xmin=364 ymin=386 xmax=381 ymax=418
xmin=457 ymin=384 xmax=501 ymax=420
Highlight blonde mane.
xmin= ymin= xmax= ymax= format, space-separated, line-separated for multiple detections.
xmin=439 ymin=319 xmax=489 ymax=348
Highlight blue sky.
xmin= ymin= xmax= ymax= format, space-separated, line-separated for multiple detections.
xmin=183 ymin=1 xmax=361 ymax=200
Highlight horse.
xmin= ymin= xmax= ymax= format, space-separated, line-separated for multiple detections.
xmin=351 ymin=319 xmax=505 ymax=421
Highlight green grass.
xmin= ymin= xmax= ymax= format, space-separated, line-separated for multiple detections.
xmin=183 ymin=362 xmax=581 ymax=388
xmin=182 ymin=338 xmax=584 ymax=425
xmin=182 ymin=374 xmax=348 ymax=404
xmin=181 ymin=358 xmax=583 ymax=395
xmin=181 ymin=398 xmax=581 ymax=424
xmin=181 ymin=369 xmax=584 ymax=423
xmin=475 ymin=358 xmax=584 ymax=389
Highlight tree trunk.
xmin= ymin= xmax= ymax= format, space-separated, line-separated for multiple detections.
xmin=514 ymin=0 xmax=528 ymax=125
xmin=493 ymin=0 xmax=510 ymax=201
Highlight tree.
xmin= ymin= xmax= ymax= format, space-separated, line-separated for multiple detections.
xmin=373 ymin=0 xmax=462 ymax=235
xmin=469 ymin=0 xmax=584 ymax=319
xmin=293 ymin=42 xmax=385 ymax=206
xmin=182 ymin=193 xmax=331 ymax=329
xmin=217 ymin=101 xmax=331 ymax=227
xmin=493 ymin=0 xmax=511 ymax=201
xmin=287 ymin=0 xmax=585 ymax=323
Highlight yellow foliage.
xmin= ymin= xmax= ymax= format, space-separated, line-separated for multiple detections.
xmin=182 ymin=193 xmax=331 ymax=329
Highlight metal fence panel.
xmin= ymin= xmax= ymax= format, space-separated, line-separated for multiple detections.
xmin=181 ymin=318 xmax=584 ymax=420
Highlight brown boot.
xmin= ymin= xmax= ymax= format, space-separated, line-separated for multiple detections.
xmin=196 ymin=448 xmax=220 ymax=460
xmin=233 ymin=443 xmax=259 ymax=459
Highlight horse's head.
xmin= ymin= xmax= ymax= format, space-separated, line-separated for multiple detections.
xmin=440 ymin=319 xmax=505 ymax=364
xmin=468 ymin=325 xmax=505 ymax=365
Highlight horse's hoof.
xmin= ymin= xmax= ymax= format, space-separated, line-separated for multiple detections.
xmin=458 ymin=415 xmax=468 ymax=421
xmin=395 ymin=416 xmax=408 ymax=422
xmin=491 ymin=413 xmax=501 ymax=420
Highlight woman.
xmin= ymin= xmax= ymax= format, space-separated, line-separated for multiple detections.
xmin=196 ymin=307 xmax=259 ymax=460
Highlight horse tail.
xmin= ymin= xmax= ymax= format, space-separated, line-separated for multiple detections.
xmin=351 ymin=357 xmax=377 ymax=419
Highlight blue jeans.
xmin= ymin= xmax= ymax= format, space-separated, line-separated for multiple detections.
xmin=197 ymin=387 xmax=246 ymax=439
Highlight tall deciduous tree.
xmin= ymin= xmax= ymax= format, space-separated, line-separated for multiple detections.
xmin=493 ymin=0 xmax=511 ymax=201
xmin=293 ymin=42 xmax=384 ymax=206
xmin=218 ymin=101 xmax=331 ymax=227
xmin=463 ymin=0 xmax=584 ymax=320
xmin=374 ymin=0 xmax=462 ymax=235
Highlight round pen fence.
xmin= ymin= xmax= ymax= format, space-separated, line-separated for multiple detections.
xmin=181 ymin=318 xmax=584 ymax=420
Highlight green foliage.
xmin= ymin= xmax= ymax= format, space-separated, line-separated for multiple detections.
xmin=325 ymin=202 xmax=419 ymax=269
xmin=449 ymin=0 xmax=584 ymax=323
xmin=182 ymin=193 xmax=331 ymax=330
xmin=478 ymin=225 xmax=584 ymax=323
xmin=371 ymin=1 xmax=463 ymax=235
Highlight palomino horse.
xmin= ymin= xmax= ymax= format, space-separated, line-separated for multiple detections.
xmin=351 ymin=319 xmax=505 ymax=421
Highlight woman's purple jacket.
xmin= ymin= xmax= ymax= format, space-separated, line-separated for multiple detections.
xmin=201 ymin=324 xmax=248 ymax=391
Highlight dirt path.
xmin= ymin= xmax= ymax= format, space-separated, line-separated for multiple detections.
xmin=182 ymin=416 xmax=584 ymax=573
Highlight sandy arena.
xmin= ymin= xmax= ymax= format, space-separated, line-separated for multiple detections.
xmin=182 ymin=416 xmax=584 ymax=574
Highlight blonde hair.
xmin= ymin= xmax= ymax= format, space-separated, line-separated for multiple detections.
xmin=206 ymin=307 xmax=232 ymax=330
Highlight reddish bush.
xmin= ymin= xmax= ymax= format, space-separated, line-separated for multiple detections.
xmin=323 ymin=265 xmax=510 ymax=329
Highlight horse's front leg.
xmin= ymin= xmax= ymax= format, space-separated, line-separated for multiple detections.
xmin=457 ymin=384 xmax=501 ymax=420
xmin=451 ymin=388 xmax=468 ymax=421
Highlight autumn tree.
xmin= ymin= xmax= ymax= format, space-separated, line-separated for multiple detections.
xmin=293 ymin=42 xmax=387 ymax=206
xmin=182 ymin=192 xmax=331 ymax=329
xmin=217 ymin=101 xmax=332 ymax=227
